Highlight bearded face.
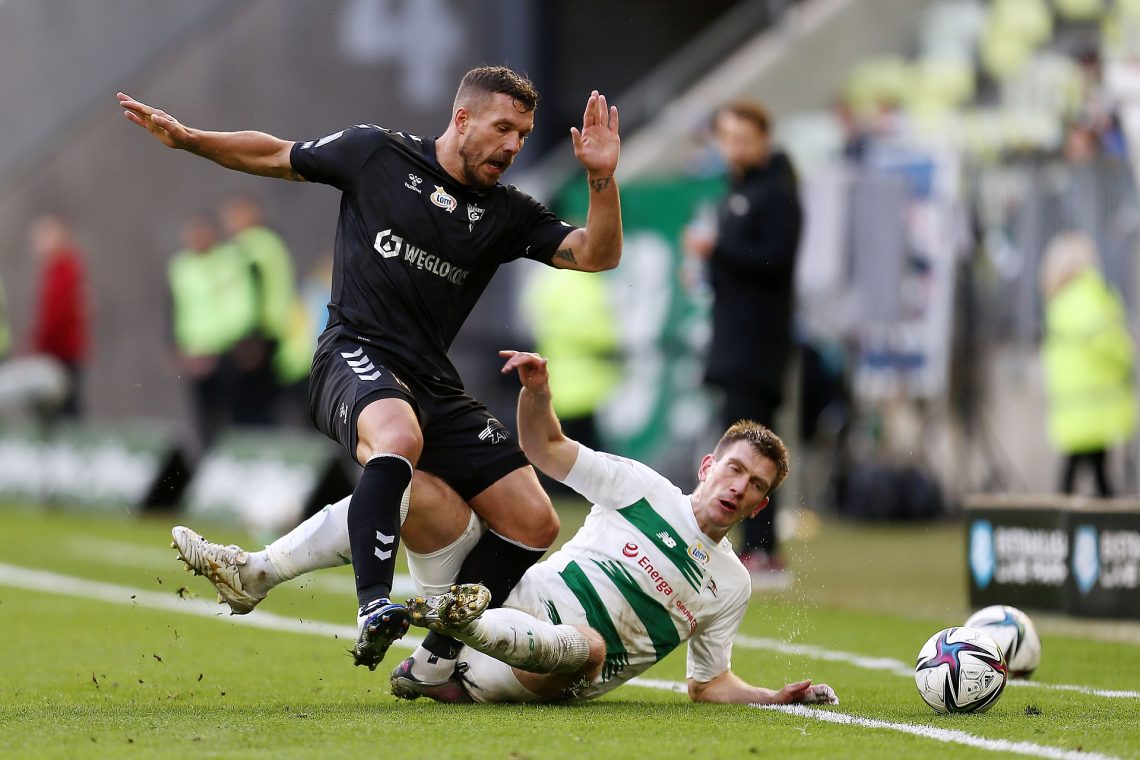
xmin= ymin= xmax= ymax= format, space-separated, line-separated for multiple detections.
xmin=454 ymin=93 xmax=534 ymax=190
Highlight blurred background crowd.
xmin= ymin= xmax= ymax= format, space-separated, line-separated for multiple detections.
xmin=3 ymin=0 xmax=1140 ymax=561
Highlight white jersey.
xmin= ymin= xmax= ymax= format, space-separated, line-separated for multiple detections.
xmin=503 ymin=444 xmax=752 ymax=700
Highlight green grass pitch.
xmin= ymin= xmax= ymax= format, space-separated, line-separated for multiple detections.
xmin=1 ymin=502 xmax=1137 ymax=759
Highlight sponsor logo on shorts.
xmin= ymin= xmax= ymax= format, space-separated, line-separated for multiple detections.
xmin=477 ymin=417 xmax=510 ymax=444
xmin=430 ymin=185 xmax=457 ymax=213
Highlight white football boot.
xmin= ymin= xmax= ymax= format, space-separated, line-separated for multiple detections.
xmin=171 ymin=526 xmax=266 ymax=614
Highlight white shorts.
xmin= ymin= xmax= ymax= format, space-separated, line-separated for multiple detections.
xmin=404 ymin=509 xmax=485 ymax=594
xmin=459 ymin=648 xmax=545 ymax=703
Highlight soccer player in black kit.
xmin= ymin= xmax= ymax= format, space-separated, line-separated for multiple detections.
xmin=118 ymin=66 xmax=622 ymax=695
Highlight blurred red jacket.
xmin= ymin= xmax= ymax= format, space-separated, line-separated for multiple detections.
xmin=32 ymin=246 xmax=88 ymax=364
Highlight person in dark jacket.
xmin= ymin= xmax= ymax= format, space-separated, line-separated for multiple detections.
xmin=684 ymin=100 xmax=802 ymax=584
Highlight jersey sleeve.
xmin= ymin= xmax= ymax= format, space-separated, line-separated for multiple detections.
xmin=685 ymin=585 xmax=749 ymax=683
xmin=502 ymin=187 xmax=578 ymax=264
xmin=290 ymin=125 xmax=389 ymax=190
xmin=561 ymin=444 xmax=661 ymax=509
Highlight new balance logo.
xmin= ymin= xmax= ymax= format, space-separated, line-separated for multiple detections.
xmin=477 ymin=418 xmax=510 ymax=444
xmin=341 ymin=347 xmax=381 ymax=381
xmin=374 ymin=530 xmax=395 ymax=561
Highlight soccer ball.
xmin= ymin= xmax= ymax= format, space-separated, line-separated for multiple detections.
xmin=914 ymin=626 xmax=1007 ymax=714
xmin=964 ymin=605 xmax=1041 ymax=678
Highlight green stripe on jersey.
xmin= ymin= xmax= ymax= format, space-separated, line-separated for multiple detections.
xmin=595 ymin=560 xmax=681 ymax=662
xmin=543 ymin=599 xmax=562 ymax=625
xmin=617 ymin=499 xmax=704 ymax=590
xmin=559 ymin=561 xmax=629 ymax=681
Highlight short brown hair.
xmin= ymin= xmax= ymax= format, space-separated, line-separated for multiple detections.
xmin=717 ymin=100 xmax=771 ymax=135
xmin=713 ymin=420 xmax=790 ymax=492
xmin=454 ymin=66 xmax=539 ymax=113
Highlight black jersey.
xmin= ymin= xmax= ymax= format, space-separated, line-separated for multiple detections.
xmin=291 ymin=125 xmax=575 ymax=388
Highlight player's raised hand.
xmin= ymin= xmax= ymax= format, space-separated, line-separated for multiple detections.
xmin=117 ymin=92 xmax=194 ymax=151
xmin=774 ymin=679 xmax=840 ymax=706
xmin=570 ymin=90 xmax=620 ymax=182
xmin=499 ymin=350 xmax=550 ymax=393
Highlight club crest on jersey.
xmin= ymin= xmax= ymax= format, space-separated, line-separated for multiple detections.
xmin=467 ymin=203 xmax=485 ymax=232
xmin=477 ymin=417 xmax=510 ymax=444
xmin=431 ymin=185 xmax=457 ymax=213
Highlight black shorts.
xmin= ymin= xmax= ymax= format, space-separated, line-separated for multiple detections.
xmin=308 ymin=333 xmax=528 ymax=501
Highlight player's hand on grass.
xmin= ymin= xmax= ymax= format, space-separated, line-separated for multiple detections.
xmin=499 ymin=350 xmax=550 ymax=394
xmin=570 ymin=90 xmax=620 ymax=182
xmin=777 ymin=679 xmax=839 ymax=706
xmin=117 ymin=92 xmax=194 ymax=150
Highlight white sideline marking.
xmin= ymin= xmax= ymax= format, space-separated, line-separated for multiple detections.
xmin=734 ymin=635 xmax=1140 ymax=700
xmin=756 ymin=704 xmax=1122 ymax=760
xmin=71 ymin=537 xmax=420 ymax=596
xmin=0 ymin=563 xmax=1126 ymax=760
xmin=623 ymin=679 xmax=1123 ymax=760
xmin=0 ymin=562 xmax=419 ymax=648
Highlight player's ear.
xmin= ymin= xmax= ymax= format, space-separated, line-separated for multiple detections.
xmin=697 ymin=454 xmax=714 ymax=482
xmin=455 ymin=107 xmax=469 ymax=133
xmin=749 ymin=496 xmax=770 ymax=518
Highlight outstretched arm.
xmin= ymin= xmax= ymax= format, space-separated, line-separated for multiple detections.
xmin=499 ymin=350 xmax=579 ymax=480
xmin=117 ymin=92 xmax=302 ymax=181
xmin=688 ymin=671 xmax=838 ymax=706
xmin=553 ymin=90 xmax=622 ymax=272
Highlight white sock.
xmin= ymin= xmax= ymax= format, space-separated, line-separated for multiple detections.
xmin=262 ymin=496 xmax=352 ymax=584
xmin=408 ymin=645 xmax=458 ymax=682
xmin=454 ymin=608 xmax=590 ymax=674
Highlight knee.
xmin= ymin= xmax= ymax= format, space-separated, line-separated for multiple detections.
xmin=356 ymin=421 xmax=422 ymax=465
xmin=514 ymin=493 xmax=559 ymax=548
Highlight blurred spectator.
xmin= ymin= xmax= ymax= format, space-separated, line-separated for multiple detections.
xmin=219 ymin=194 xmax=299 ymax=426
xmin=1039 ymin=231 xmax=1135 ymax=497
xmin=28 ymin=213 xmax=88 ymax=418
xmin=0 ymin=270 xmax=10 ymax=360
xmin=683 ymin=101 xmax=802 ymax=583
xmin=168 ymin=213 xmax=257 ymax=447
xmin=520 ymin=266 xmax=620 ymax=455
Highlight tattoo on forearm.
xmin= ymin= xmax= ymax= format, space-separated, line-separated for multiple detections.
xmin=553 ymin=247 xmax=577 ymax=264
xmin=589 ymin=176 xmax=612 ymax=193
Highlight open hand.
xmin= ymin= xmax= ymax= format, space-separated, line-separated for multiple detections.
xmin=570 ymin=90 xmax=620 ymax=181
xmin=117 ymin=92 xmax=194 ymax=150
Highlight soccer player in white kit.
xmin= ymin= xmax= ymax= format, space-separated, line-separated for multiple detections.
xmin=172 ymin=350 xmax=838 ymax=706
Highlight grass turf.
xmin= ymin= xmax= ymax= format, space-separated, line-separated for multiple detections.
xmin=1 ymin=503 xmax=1137 ymax=759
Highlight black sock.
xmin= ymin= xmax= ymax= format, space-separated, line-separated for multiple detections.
xmin=422 ymin=530 xmax=547 ymax=659
xmin=348 ymin=454 xmax=411 ymax=608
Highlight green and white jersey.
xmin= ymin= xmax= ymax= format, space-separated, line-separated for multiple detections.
xmin=504 ymin=444 xmax=752 ymax=700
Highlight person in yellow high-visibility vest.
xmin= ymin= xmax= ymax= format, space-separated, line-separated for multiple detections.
xmin=168 ymin=213 xmax=258 ymax=446
xmin=1040 ymin=231 xmax=1136 ymax=497
xmin=520 ymin=266 xmax=620 ymax=455
xmin=220 ymin=194 xmax=301 ymax=426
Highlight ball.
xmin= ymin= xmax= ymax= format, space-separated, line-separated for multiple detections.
xmin=915 ymin=626 xmax=1008 ymax=714
xmin=964 ymin=605 xmax=1041 ymax=678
